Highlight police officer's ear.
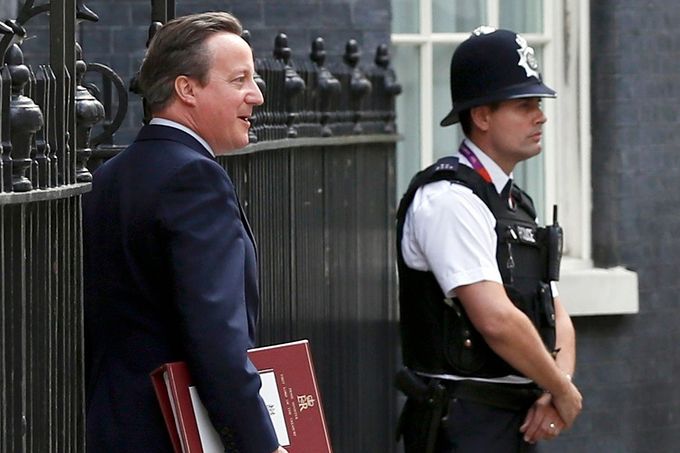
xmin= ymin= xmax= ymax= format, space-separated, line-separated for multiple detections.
xmin=469 ymin=105 xmax=492 ymax=133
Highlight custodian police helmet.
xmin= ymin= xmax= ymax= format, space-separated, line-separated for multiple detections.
xmin=440 ymin=26 xmax=556 ymax=126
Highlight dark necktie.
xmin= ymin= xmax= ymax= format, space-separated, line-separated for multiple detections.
xmin=501 ymin=179 xmax=516 ymax=210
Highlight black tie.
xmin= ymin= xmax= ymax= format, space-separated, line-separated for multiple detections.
xmin=502 ymin=179 xmax=516 ymax=210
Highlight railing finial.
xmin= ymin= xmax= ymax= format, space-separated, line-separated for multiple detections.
xmin=273 ymin=32 xmax=305 ymax=138
xmin=74 ymin=43 xmax=104 ymax=183
xmin=6 ymin=43 xmax=43 ymax=192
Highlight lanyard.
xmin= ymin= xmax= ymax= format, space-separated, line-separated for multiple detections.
xmin=459 ymin=142 xmax=515 ymax=210
xmin=458 ymin=142 xmax=493 ymax=184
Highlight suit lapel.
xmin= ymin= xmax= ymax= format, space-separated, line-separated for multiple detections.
xmin=235 ymin=196 xmax=257 ymax=256
xmin=136 ymin=124 xmax=258 ymax=253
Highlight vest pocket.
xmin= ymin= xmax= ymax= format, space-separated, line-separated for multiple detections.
xmin=538 ymin=282 xmax=556 ymax=327
xmin=536 ymin=281 xmax=557 ymax=350
xmin=505 ymin=282 xmax=556 ymax=351
xmin=442 ymin=300 xmax=489 ymax=375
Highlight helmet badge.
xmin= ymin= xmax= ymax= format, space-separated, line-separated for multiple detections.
xmin=515 ymin=34 xmax=540 ymax=79
xmin=472 ymin=25 xmax=497 ymax=36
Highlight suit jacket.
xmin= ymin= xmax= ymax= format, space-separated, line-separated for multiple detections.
xmin=82 ymin=125 xmax=278 ymax=453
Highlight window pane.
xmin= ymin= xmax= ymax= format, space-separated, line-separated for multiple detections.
xmin=499 ymin=0 xmax=543 ymax=33
xmin=504 ymin=46 xmax=554 ymax=223
xmin=392 ymin=0 xmax=419 ymax=33
xmin=433 ymin=45 xmax=462 ymax=160
xmin=392 ymin=45 xmax=421 ymax=194
xmin=433 ymin=0 xmax=486 ymax=33
xmin=513 ymin=153 xmax=545 ymax=223
xmin=509 ymin=44 xmax=546 ymax=222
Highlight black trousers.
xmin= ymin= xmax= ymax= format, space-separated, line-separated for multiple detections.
xmin=401 ymin=397 xmax=536 ymax=453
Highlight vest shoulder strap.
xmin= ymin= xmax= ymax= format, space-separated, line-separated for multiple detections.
xmin=396 ymin=156 xmax=489 ymax=224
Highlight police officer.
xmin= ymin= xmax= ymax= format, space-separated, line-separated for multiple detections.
xmin=395 ymin=27 xmax=582 ymax=452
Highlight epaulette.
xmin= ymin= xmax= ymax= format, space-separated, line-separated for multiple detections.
xmin=397 ymin=157 xmax=461 ymax=222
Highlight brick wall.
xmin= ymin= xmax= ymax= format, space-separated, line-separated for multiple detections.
xmin=0 ymin=0 xmax=16 ymax=19
xmin=546 ymin=1 xmax=680 ymax=451
xmin=20 ymin=0 xmax=390 ymax=144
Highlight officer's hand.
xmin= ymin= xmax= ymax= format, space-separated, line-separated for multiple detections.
xmin=550 ymin=379 xmax=582 ymax=429
xmin=520 ymin=392 xmax=566 ymax=443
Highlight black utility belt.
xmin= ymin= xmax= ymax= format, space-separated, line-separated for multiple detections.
xmin=435 ymin=379 xmax=543 ymax=412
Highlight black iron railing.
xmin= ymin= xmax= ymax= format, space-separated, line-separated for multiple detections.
xmin=1 ymin=1 xmax=89 ymax=452
xmin=1 ymin=0 xmax=402 ymax=451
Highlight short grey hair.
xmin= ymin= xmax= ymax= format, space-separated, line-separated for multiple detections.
xmin=137 ymin=11 xmax=243 ymax=113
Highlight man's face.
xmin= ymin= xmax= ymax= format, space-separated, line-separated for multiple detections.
xmin=192 ymin=32 xmax=264 ymax=154
xmin=483 ymin=97 xmax=547 ymax=167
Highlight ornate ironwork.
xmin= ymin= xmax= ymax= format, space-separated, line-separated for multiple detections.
xmin=310 ymin=37 xmax=341 ymax=137
xmin=32 ymin=65 xmax=51 ymax=188
xmin=273 ymin=33 xmax=305 ymax=138
xmin=73 ymin=43 xmax=104 ymax=182
xmin=2 ymin=2 xmax=403 ymax=452
xmin=6 ymin=43 xmax=43 ymax=192
xmin=87 ymin=62 xmax=128 ymax=148
xmin=371 ymin=44 xmax=402 ymax=134
xmin=1 ymin=4 xmax=403 ymax=191
xmin=343 ymin=39 xmax=372 ymax=135
xmin=1 ymin=64 xmax=11 ymax=192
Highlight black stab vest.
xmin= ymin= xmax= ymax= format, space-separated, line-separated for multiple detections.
xmin=396 ymin=156 xmax=557 ymax=378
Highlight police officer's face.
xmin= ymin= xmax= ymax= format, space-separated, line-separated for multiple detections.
xmin=482 ymin=97 xmax=547 ymax=168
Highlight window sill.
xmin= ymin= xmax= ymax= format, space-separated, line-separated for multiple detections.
xmin=558 ymin=258 xmax=639 ymax=316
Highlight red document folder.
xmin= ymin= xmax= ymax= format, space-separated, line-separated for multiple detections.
xmin=150 ymin=361 xmax=201 ymax=453
xmin=150 ymin=339 xmax=333 ymax=453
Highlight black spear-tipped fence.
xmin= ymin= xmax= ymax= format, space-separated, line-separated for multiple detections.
xmin=1 ymin=0 xmax=402 ymax=451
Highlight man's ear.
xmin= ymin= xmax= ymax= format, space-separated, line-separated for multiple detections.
xmin=470 ymin=105 xmax=491 ymax=132
xmin=173 ymin=75 xmax=199 ymax=107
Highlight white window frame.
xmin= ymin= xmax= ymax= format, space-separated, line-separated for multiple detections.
xmin=392 ymin=0 xmax=638 ymax=315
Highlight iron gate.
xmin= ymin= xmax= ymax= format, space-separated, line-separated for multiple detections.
xmin=1 ymin=1 xmax=402 ymax=451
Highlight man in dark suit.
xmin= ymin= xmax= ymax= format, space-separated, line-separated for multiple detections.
xmin=83 ymin=12 xmax=287 ymax=453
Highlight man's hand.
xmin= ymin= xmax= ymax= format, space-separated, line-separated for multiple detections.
xmin=550 ymin=378 xmax=582 ymax=429
xmin=520 ymin=393 xmax=565 ymax=443
xmin=273 ymin=447 xmax=288 ymax=453
xmin=456 ymin=282 xmax=582 ymax=429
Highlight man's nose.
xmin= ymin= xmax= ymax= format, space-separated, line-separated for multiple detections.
xmin=536 ymin=108 xmax=547 ymax=125
xmin=247 ymin=82 xmax=264 ymax=106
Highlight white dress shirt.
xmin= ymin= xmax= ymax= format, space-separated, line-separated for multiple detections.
xmin=149 ymin=117 xmax=215 ymax=157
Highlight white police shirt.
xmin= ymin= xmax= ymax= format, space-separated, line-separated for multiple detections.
xmin=401 ymin=139 xmax=534 ymax=384
xmin=401 ymin=139 xmax=509 ymax=298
